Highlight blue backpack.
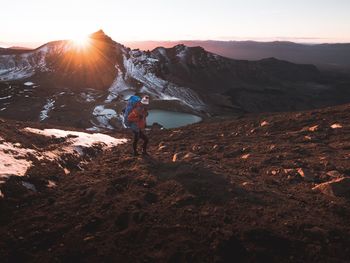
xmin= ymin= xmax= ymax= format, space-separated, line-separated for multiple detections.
xmin=123 ymin=95 xmax=141 ymax=127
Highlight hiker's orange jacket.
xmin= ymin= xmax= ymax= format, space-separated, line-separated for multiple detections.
xmin=127 ymin=102 xmax=148 ymax=129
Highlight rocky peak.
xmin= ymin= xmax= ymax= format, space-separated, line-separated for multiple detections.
xmin=90 ymin=29 xmax=108 ymax=39
xmin=174 ymin=44 xmax=187 ymax=50
xmin=88 ymin=29 xmax=122 ymax=48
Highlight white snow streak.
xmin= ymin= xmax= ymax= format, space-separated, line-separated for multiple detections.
xmin=105 ymin=66 xmax=130 ymax=103
xmin=24 ymin=81 xmax=35 ymax=86
xmin=0 ymin=95 xmax=12 ymax=100
xmin=39 ymin=99 xmax=55 ymax=121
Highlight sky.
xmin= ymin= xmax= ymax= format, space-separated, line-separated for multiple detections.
xmin=1 ymin=0 xmax=350 ymax=47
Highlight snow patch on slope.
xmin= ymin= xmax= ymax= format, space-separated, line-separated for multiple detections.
xmin=24 ymin=128 xmax=126 ymax=153
xmin=0 ymin=128 xmax=127 ymax=178
xmin=0 ymin=67 xmax=35 ymax=81
xmin=0 ymin=41 xmax=69 ymax=81
xmin=80 ymin=92 xmax=95 ymax=102
xmin=0 ymin=95 xmax=12 ymax=100
xmin=24 ymin=81 xmax=35 ymax=86
xmin=105 ymin=66 xmax=131 ymax=103
xmin=176 ymin=45 xmax=189 ymax=60
xmin=0 ymin=138 xmax=36 ymax=178
xmin=123 ymin=54 xmax=205 ymax=109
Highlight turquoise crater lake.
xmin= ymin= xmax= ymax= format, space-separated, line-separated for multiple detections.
xmin=147 ymin=110 xmax=202 ymax=129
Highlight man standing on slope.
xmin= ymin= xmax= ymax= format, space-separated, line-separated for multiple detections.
xmin=127 ymin=95 xmax=149 ymax=156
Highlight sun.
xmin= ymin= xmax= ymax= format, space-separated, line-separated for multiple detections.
xmin=70 ymin=34 xmax=91 ymax=49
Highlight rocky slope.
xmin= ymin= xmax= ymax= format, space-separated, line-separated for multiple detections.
xmin=1 ymin=103 xmax=350 ymax=262
xmin=1 ymin=31 xmax=350 ymax=130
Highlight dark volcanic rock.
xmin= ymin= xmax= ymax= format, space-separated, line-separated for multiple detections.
xmin=313 ymin=177 xmax=350 ymax=198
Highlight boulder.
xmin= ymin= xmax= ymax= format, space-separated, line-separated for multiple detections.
xmin=158 ymin=145 xmax=167 ymax=151
xmin=83 ymin=236 xmax=95 ymax=241
xmin=260 ymin=121 xmax=269 ymax=127
xmin=172 ymin=152 xmax=198 ymax=162
xmin=297 ymin=168 xmax=315 ymax=182
xmin=283 ymin=169 xmax=294 ymax=174
xmin=192 ymin=144 xmax=201 ymax=151
xmin=331 ymin=123 xmax=342 ymax=129
xmin=326 ymin=170 xmax=343 ymax=179
xmin=312 ymin=177 xmax=350 ymax=198
xmin=212 ymin=144 xmax=219 ymax=150
xmin=172 ymin=152 xmax=183 ymax=162
xmin=304 ymin=135 xmax=312 ymax=141
xmin=151 ymin=122 xmax=164 ymax=130
xmin=308 ymin=125 xmax=319 ymax=132
xmin=241 ymin=154 xmax=250 ymax=159
xmin=109 ymin=117 xmax=122 ymax=129
xmin=242 ymin=182 xmax=254 ymax=187
xmin=183 ymin=152 xmax=197 ymax=160
xmin=270 ymin=170 xmax=278 ymax=176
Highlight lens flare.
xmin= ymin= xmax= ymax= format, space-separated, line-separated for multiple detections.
xmin=70 ymin=34 xmax=91 ymax=49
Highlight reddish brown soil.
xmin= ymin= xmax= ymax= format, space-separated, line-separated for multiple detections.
xmin=1 ymin=104 xmax=350 ymax=262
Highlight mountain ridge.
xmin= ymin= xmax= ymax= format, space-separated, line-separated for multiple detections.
xmin=1 ymin=30 xmax=350 ymax=130
xmin=125 ymin=40 xmax=350 ymax=72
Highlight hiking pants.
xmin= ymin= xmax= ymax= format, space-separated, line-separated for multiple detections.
xmin=133 ymin=130 xmax=148 ymax=154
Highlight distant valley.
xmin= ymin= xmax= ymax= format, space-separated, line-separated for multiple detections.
xmin=125 ymin=40 xmax=350 ymax=73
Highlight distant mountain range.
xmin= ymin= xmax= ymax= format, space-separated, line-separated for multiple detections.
xmin=124 ymin=40 xmax=350 ymax=72
xmin=1 ymin=30 xmax=350 ymax=130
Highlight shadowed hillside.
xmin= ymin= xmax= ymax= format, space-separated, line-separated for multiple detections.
xmin=1 ymin=103 xmax=350 ymax=262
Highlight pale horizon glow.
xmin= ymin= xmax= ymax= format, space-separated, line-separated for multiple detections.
xmin=1 ymin=0 xmax=350 ymax=48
